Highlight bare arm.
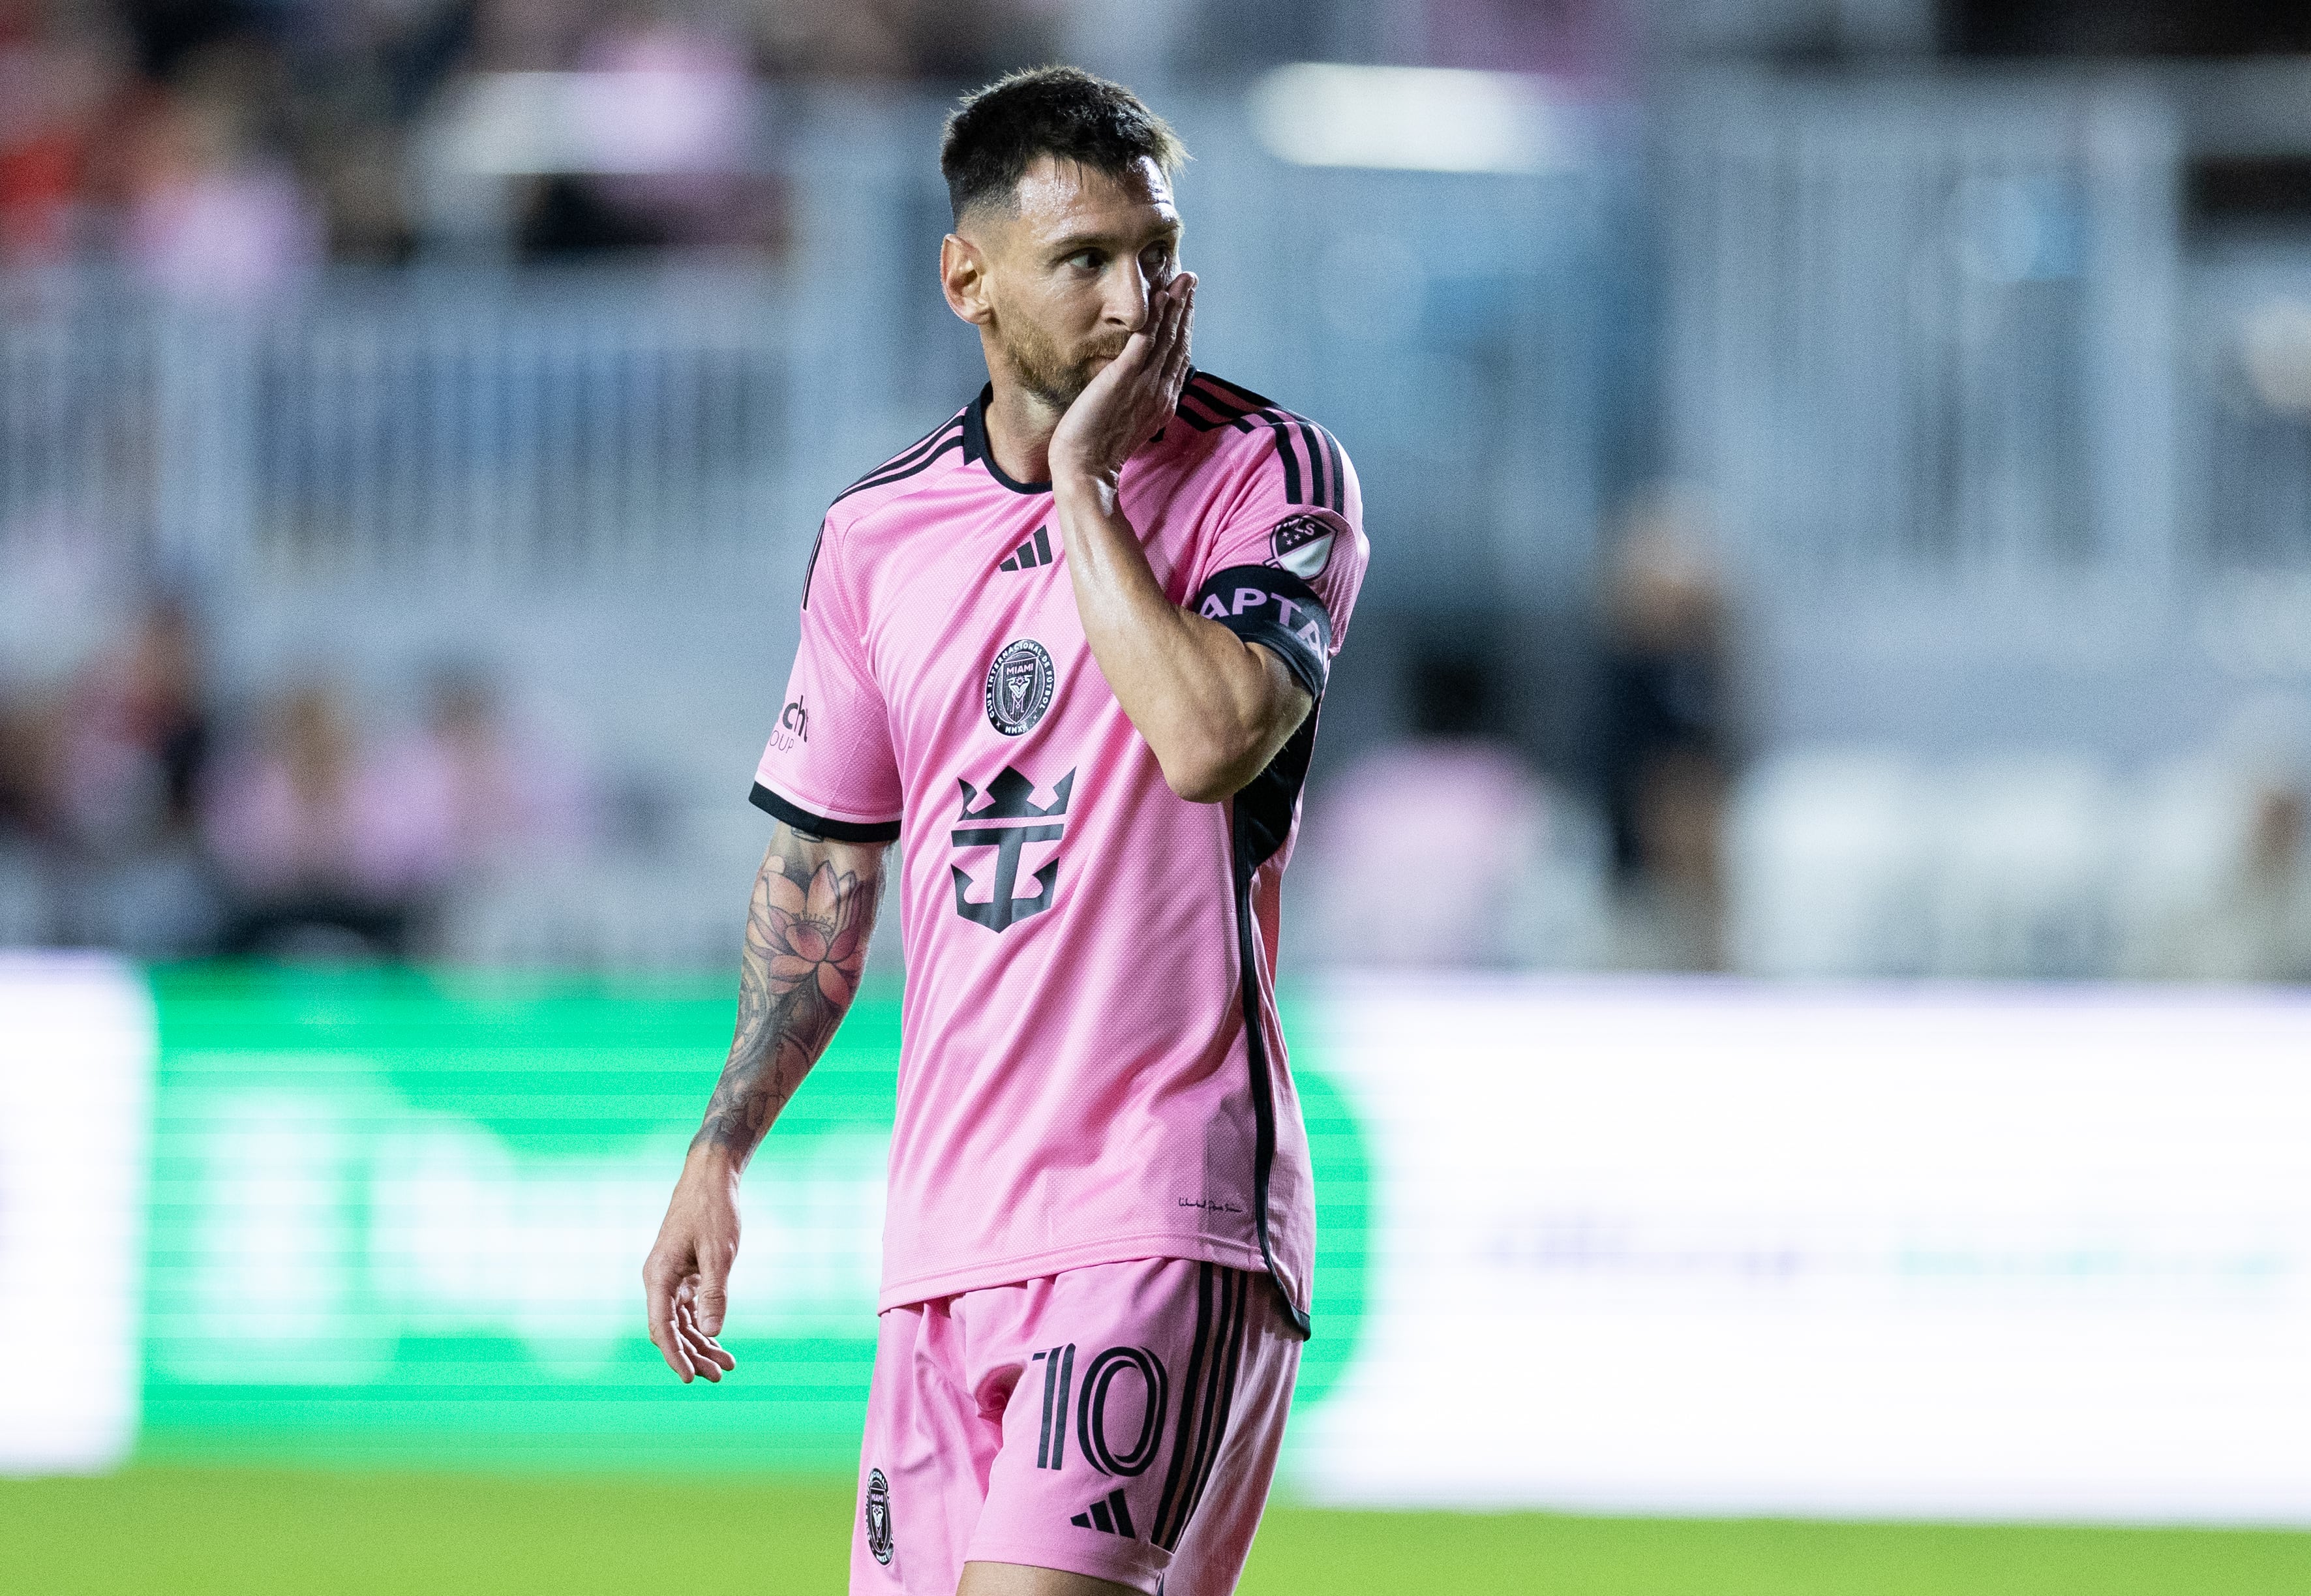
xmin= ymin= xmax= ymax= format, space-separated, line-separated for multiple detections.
xmin=1049 ymin=272 xmax=1314 ymax=803
xmin=641 ymin=818 xmax=888 ymax=1381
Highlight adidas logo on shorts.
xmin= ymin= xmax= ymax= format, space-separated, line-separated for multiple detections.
xmin=1070 ymin=1486 xmax=1137 ymax=1538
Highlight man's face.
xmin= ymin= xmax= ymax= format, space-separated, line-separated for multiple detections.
xmin=960 ymin=154 xmax=1184 ymax=412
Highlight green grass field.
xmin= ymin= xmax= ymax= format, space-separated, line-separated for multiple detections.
xmin=6 ymin=1470 xmax=2308 ymax=1595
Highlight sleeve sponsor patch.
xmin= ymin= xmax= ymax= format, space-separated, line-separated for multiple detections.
xmin=1193 ymin=564 xmax=1333 ymax=698
xmin=1269 ymin=507 xmax=1348 ymax=580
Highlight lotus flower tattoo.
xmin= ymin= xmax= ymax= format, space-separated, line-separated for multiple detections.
xmin=695 ymin=834 xmax=883 ymax=1159
xmin=762 ymin=860 xmax=868 ymax=1008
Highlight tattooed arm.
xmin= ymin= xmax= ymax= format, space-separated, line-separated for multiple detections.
xmin=642 ymin=819 xmax=888 ymax=1383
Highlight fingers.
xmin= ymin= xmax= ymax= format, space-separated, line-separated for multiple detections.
xmin=1153 ymin=276 xmax=1192 ymax=387
xmin=1160 ymin=275 xmax=1196 ymax=398
xmin=694 ymin=1255 xmax=732 ymax=1339
xmin=674 ymin=1279 xmax=735 ymax=1381
xmin=644 ymin=1256 xmax=699 ymax=1382
xmin=675 ymin=1296 xmax=736 ymax=1380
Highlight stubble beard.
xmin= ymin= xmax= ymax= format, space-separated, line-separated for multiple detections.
xmin=999 ymin=317 xmax=1126 ymax=415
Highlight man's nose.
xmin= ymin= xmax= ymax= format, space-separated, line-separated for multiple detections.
xmin=1109 ymin=260 xmax=1154 ymax=330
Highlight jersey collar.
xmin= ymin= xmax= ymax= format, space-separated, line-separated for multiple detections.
xmin=962 ymin=385 xmax=1055 ymax=496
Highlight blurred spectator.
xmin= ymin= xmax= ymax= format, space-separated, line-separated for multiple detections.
xmin=116 ymin=0 xmax=263 ymax=81
xmin=112 ymin=40 xmax=324 ymax=301
xmin=0 ymin=687 xmax=61 ymax=845
xmin=1417 ymin=0 xmax=1625 ymax=78
xmin=202 ymin=681 xmax=414 ymax=956
xmin=0 ymin=683 xmax=63 ymax=942
xmin=54 ymin=591 xmax=212 ymax=853
xmin=366 ymin=665 xmax=595 ymax=883
xmin=2133 ymin=703 xmax=2311 ymax=984
xmin=558 ymin=9 xmax=781 ymax=256
xmin=0 ymin=594 xmax=228 ymax=951
xmin=749 ymin=0 xmax=1067 ymax=81
xmin=200 ymin=666 xmax=597 ymax=959
xmin=1596 ymin=489 xmax=1732 ymax=971
xmin=0 ymin=2 xmax=127 ymax=269
xmin=1299 ymin=646 xmax=1602 ymax=968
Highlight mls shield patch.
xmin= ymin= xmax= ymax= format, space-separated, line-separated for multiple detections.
xmin=1269 ymin=509 xmax=1344 ymax=580
xmin=985 ymin=639 xmax=1055 ymax=736
xmin=865 ymin=1468 xmax=895 ymax=1565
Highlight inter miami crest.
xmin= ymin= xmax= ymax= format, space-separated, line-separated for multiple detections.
xmin=950 ymin=766 xmax=1072 ymax=931
xmin=864 ymin=1468 xmax=894 ymax=1565
xmin=986 ymin=638 xmax=1055 ymax=736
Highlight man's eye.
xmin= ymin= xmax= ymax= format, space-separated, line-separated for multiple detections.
xmin=1067 ymin=250 xmax=1103 ymax=270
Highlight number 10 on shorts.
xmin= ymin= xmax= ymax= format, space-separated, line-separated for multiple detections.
xmin=1031 ymin=1344 xmax=1075 ymax=1469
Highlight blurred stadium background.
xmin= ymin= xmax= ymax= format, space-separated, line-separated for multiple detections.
xmin=6 ymin=0 xmax=2311 ymax=1591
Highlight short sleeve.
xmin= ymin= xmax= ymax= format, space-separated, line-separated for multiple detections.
xmin=1185 ymin=421 xmax=1370 ymax=702
xmin=749 ymin=523 xmax=903 ymax=841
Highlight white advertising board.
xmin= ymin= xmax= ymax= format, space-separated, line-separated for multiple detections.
xmin=1293 ymin=978 xmax=2311 ymax=1524
xmin=0 ymin=954 xmax=153 ymax=1474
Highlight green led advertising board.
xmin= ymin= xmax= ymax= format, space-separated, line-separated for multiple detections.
xmin=137 ymin=965 xmax=1370 ymax=1471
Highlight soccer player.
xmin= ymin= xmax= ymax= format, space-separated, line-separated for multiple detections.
xmin=642 ymin=67 xmax=1368 ymax=1596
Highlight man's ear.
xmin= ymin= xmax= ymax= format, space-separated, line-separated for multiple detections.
xmin=941 ymin=232 xmax=994 ymax=327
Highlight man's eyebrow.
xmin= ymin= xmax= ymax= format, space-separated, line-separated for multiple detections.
xmin=1045 ymin=218 xmax=1183 ymax=258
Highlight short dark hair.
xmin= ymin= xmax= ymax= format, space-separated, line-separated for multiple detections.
xmin=940 ymin=67 xmax=1186 ymax=224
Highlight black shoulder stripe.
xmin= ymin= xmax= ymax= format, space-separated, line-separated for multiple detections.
xmin=866 ymin=416 xmax=965 ymax=482
xmin=1318 ymin=423 xmax=1346 ymax=513
xmin=1192 ymin=372 xmax=1278 ymax=412
xmin=832 ymin=417 xmax=965 ymax=504
xmin=831 ymin=431 xmax=964 ymax=507
xmin=1183 ymin=376 xmax=1255 ymax=415
xmin=1180 ymin=380 xmax=1265 ymax=431
xmin=1184 ymin=378 xmax=1346 ymax=510
xmin=1176 ymin=387 xmax=1243 ymax=432
xmin=800 ymin=526 xmax=824 ymax=610
xmin=1261 ymin=415 xmax=1305 ymax=505
xmin=1293 ymin=417 xmax=1329 ymax=511
xmin=852 ymin=414 xmax=963 ymax=486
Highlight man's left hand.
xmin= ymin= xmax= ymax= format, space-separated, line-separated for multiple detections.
xmin=1050 ymin=273 xmax=1196 ymax=493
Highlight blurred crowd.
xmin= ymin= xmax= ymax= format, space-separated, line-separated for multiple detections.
xmin=0 ymin=592 xmax=593 ymax=957
xmin=1293 ymin=498 xmax=2311 ymax=983
xmin=1298 ymin=490 xmax=1738 ymax=974
xmin=0 ymin=0 xmax=1068 ymax=291
xmin=10 ymin=511 xmax=2308 ymax=981
xmin=0 ymin=0 xmax=1619 ymax=293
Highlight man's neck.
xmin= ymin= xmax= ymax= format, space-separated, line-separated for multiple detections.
xmin=980 ymin=358 xmax=1061 ymax=489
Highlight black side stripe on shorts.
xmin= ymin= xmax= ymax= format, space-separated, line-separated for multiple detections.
xmin=1148 ymin=1265 xmax=1250 ymax=1552
xmin=1183 ymin=1274 xmax=1257 ymax=1552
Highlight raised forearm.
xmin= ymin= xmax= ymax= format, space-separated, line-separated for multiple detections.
xmin=691 ymin=819 xmax=886 ymax=1171
xmin=1053 ymin=479 xmax=1309 ymax=801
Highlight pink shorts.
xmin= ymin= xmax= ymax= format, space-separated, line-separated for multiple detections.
xmin=849 ymin=1257 xmax=1301 ymax=1595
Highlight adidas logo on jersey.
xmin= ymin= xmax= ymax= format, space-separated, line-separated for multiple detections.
xmin=1071 ymin=1488 xmax=1138 ymax=1538
xmin=997 ymin=526 xmax=1054 ymax=571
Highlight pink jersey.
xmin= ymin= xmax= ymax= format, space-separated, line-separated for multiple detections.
xmin=751 ymin=371 xmax=1368 ymax=1331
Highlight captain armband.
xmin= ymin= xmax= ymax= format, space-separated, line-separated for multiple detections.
xmin=1191 ymin=564 xmax=1333 ymax=700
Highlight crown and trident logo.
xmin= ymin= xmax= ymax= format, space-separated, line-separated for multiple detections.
xmin=950 ymin=767 xmax=1074 ymax=931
